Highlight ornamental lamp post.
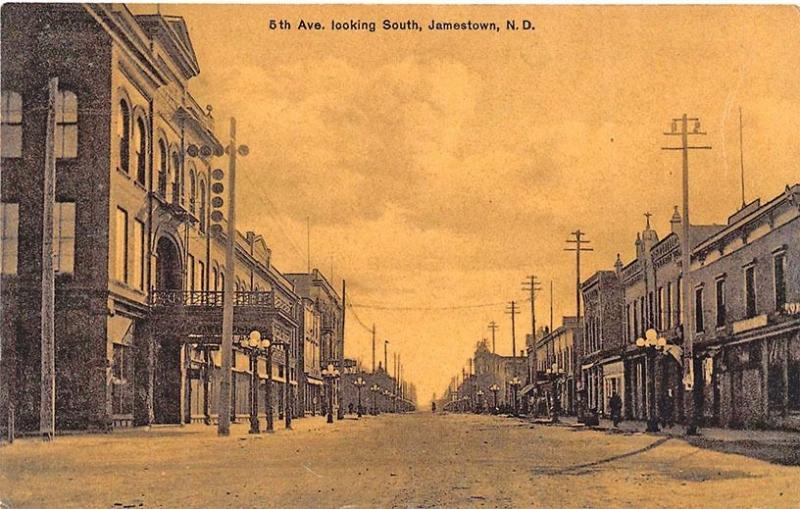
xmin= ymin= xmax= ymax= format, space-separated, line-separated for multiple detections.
xmin=238 ymin=330 xmax=268 ymax=434
xmin=321 ymin=363 xmax=340 ymax=424
xmin=636 ymin=328 xmax=668 ymax=433
xmin=370 ymin=384 xmax=381 ymax=415
xmin=489 ymin=384 xmax=500 ymax=414
xmin=476 ymin=389 xmax=484 ymax=414
xmin=353 ymin=376 xmax=366 ymax=417
xmin=546 ymin=363 xmax=565 ymax=423
xmin=510 ymin=377 xmax=522 ymax=417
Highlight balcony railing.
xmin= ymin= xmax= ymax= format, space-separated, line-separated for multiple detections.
xmin=150 ymin=289 xmax=292 ymax=312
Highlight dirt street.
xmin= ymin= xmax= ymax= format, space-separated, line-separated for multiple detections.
xmin=1 ymin=413 xmax=799 ymax=508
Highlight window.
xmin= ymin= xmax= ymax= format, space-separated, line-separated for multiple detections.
xmin=171 ymin=152 xmax=181 ymax=203
xmin=633 ymin=300 xmax=639 ymax=340
xmin=157 ymin=139 xmax=168 ymax=196
xmin=695 ymin=286 xmax=704 ymax=333
xmin=133 ymin=219 xmax=145 ymax=290
xmin=198 ymin=260 xmax=205 ymax=292
xmin=115 ymin=207 xmax=128 ymax=283
xmin=55 ymin=90 xmax=77 ymax=159
xmin=118 ymin=100 xmax=130 ymax=172
xmin=676 ymin=277 xmax=682 ymax=326
xmin=745 ymin=265 xmax=757 ymax=318
xmin=1 ymin=91 xmax=22 ymax=158
xmin=187 ymin=254 xmax=195 ymax=292
xmin=135 ymin=117 xmax=147 ymax=186
xmin=54 ymin=202 xmax=75 ymax=274
xmin=212 ymin=266 xmax=218 ymax=291
xmin=189 ymin=170 xmax=196 ymax=214
xmin=657 ymin=287 xmax=664 ymax=330
xmin=665 ymin=282 xmax=673 ymax=329
xmin=715 ymin=278 xmax=726 ymax=328
xmin=0 ymin=203 xmax=19 ymax=274
xmin=198 ymin=180 xmax=206 ymax=232
xmin=112 ymin=343 xmax=133 ymax=415
xmin=774 ymin=253 xmax=786 ymax=311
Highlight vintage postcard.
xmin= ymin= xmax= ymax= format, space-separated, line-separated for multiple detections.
xmin=0 ymin=3 xmax=799 ymax=508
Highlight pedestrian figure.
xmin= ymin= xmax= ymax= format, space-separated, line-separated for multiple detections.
xmin=431 ymin=402 xmax=437 ymax=413
xmin=610 ymin=392 xmax=623 ymax=427
xmin=348 ymin=403 xmax=354 ymax=414
xmin=661 ymin=389 xmax=674 ymax=428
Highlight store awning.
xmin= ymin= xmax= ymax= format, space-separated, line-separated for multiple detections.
xmin=520 ymin=383 xmax=536 ymax=396
xmin=306 ymin=377 xmax=324 ymax=386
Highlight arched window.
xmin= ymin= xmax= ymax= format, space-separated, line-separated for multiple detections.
xmin=212 ymin=266 xmax=218 ymax=291
xmin=188 ymin=169 xmax=197 ymax=214
xmin=55 ymin=90 xmax=78 ymax=159
xmin=219 ymin=271 xmax=224 ymax=293
xmin=171 ymin=151 xmax=180 ymax=203
xmin=157 ymin=139 xmax=168 ymax=196
xmin=198 ymin=179 xmax=206 ymax=231
xmin=135 ymin=117 xmax=147 ymax=186
xmin=118 ymin=100 xmax=130 ymax=173
xmin=1 ymin=91 xmax=22 ymax=158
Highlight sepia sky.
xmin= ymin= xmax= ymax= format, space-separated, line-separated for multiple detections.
xmin=138 ymin=4 xmax=800 ymax=404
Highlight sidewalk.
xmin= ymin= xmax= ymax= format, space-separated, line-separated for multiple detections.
xmin=526 ymin=414 xmax=800 ymax=465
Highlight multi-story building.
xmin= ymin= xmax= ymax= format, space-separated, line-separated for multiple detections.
xmin=472 ymin=339 xmax=527 ymax=409
xmin=297 ymin=298 xmax=323 ymax=415
xmin=533 ymin=317 xmax=581 ymax=415
xmin=580 ymin=269 xmax=625 ymax=416
xmin=0 ymin=4 xmax=301 ymax=437
xmin=689 ymin=185 xmax=800 ymax=429
xmin=619 ymin=212 xmax=724 ymax=422
xmin=285 ymin=269 xmax=344 ymax=415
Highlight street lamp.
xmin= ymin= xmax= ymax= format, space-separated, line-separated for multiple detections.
xmin=476 ymin=389 xmax=484 ymax=414
xmin=546 ymin=363 xmax=565 ymax=423
xmin=636 ymin=328 xmax=668 ymax=432
xmin=353 ymin=376 xmax=366 ymax=417
xmin=321 ymin=363 xmax=340 ymax=424
xmin=370 ymin=384 xmax=381 ymax=415
xmin=238 ymin=330 xmax=269 ymax=434
xmin=489 ymin=383 xmax=500 ymax=414
xmin=509 ymin=377 xmax=522 ymax=417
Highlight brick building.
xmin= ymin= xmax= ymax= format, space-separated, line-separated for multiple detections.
xmin=0 ymin=4 xmax=305 ymax=437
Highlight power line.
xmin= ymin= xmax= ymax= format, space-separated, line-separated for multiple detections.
xmin=348 ymin=299 xmax=521 ymax=311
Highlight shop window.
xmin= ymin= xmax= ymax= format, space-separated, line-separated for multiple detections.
xmin=112 ymin=343 xmax=133 ymax=415
xmin=1 ymin=91 xmax=22 ymax=158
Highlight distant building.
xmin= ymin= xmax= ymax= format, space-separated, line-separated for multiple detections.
xmin=533 ymin=318 xmax=581 ymax=415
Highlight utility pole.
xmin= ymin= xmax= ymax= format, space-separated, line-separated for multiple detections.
xmin=306 ymin=216 xmax=310 ymax=273
xmin=384 ymin=339 xmax=389 ymax=375
xmin=523 ymin=275 xmax=542 ymax=389
xmin=505 ymin=301 xmax=520 ymax=358
xmin=371 ymin=324 xmax=376 ymax=373
xmin=739 ymin=107 xmax=746 ymax=209
xmin=338 ymin=279 xmax=346 ymax=420
xmin=40 ymin=77 xmax=58 ymax=441
xmin=564 ymin=230 xmax=593 ymax=324
xmin=487 ymin=321 xmax=499 ymax=354
xmin=662 ymin=114 xmax=711 ymax=436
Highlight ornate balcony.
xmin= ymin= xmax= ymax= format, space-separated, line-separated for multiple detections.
xmin=149 ymin=289 xmax=297 ymax=342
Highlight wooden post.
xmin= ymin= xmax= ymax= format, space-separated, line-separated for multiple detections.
xmin=40 ymin=77 xmax=58 ymax=441
xmin=218 ymin=118 xmax=236 ymax=436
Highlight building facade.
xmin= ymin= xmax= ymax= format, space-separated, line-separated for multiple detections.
xmin=689 ymin=185 xmax=800 ymax=429
xmin=0 ymin=4 xmax=305 ymax=437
